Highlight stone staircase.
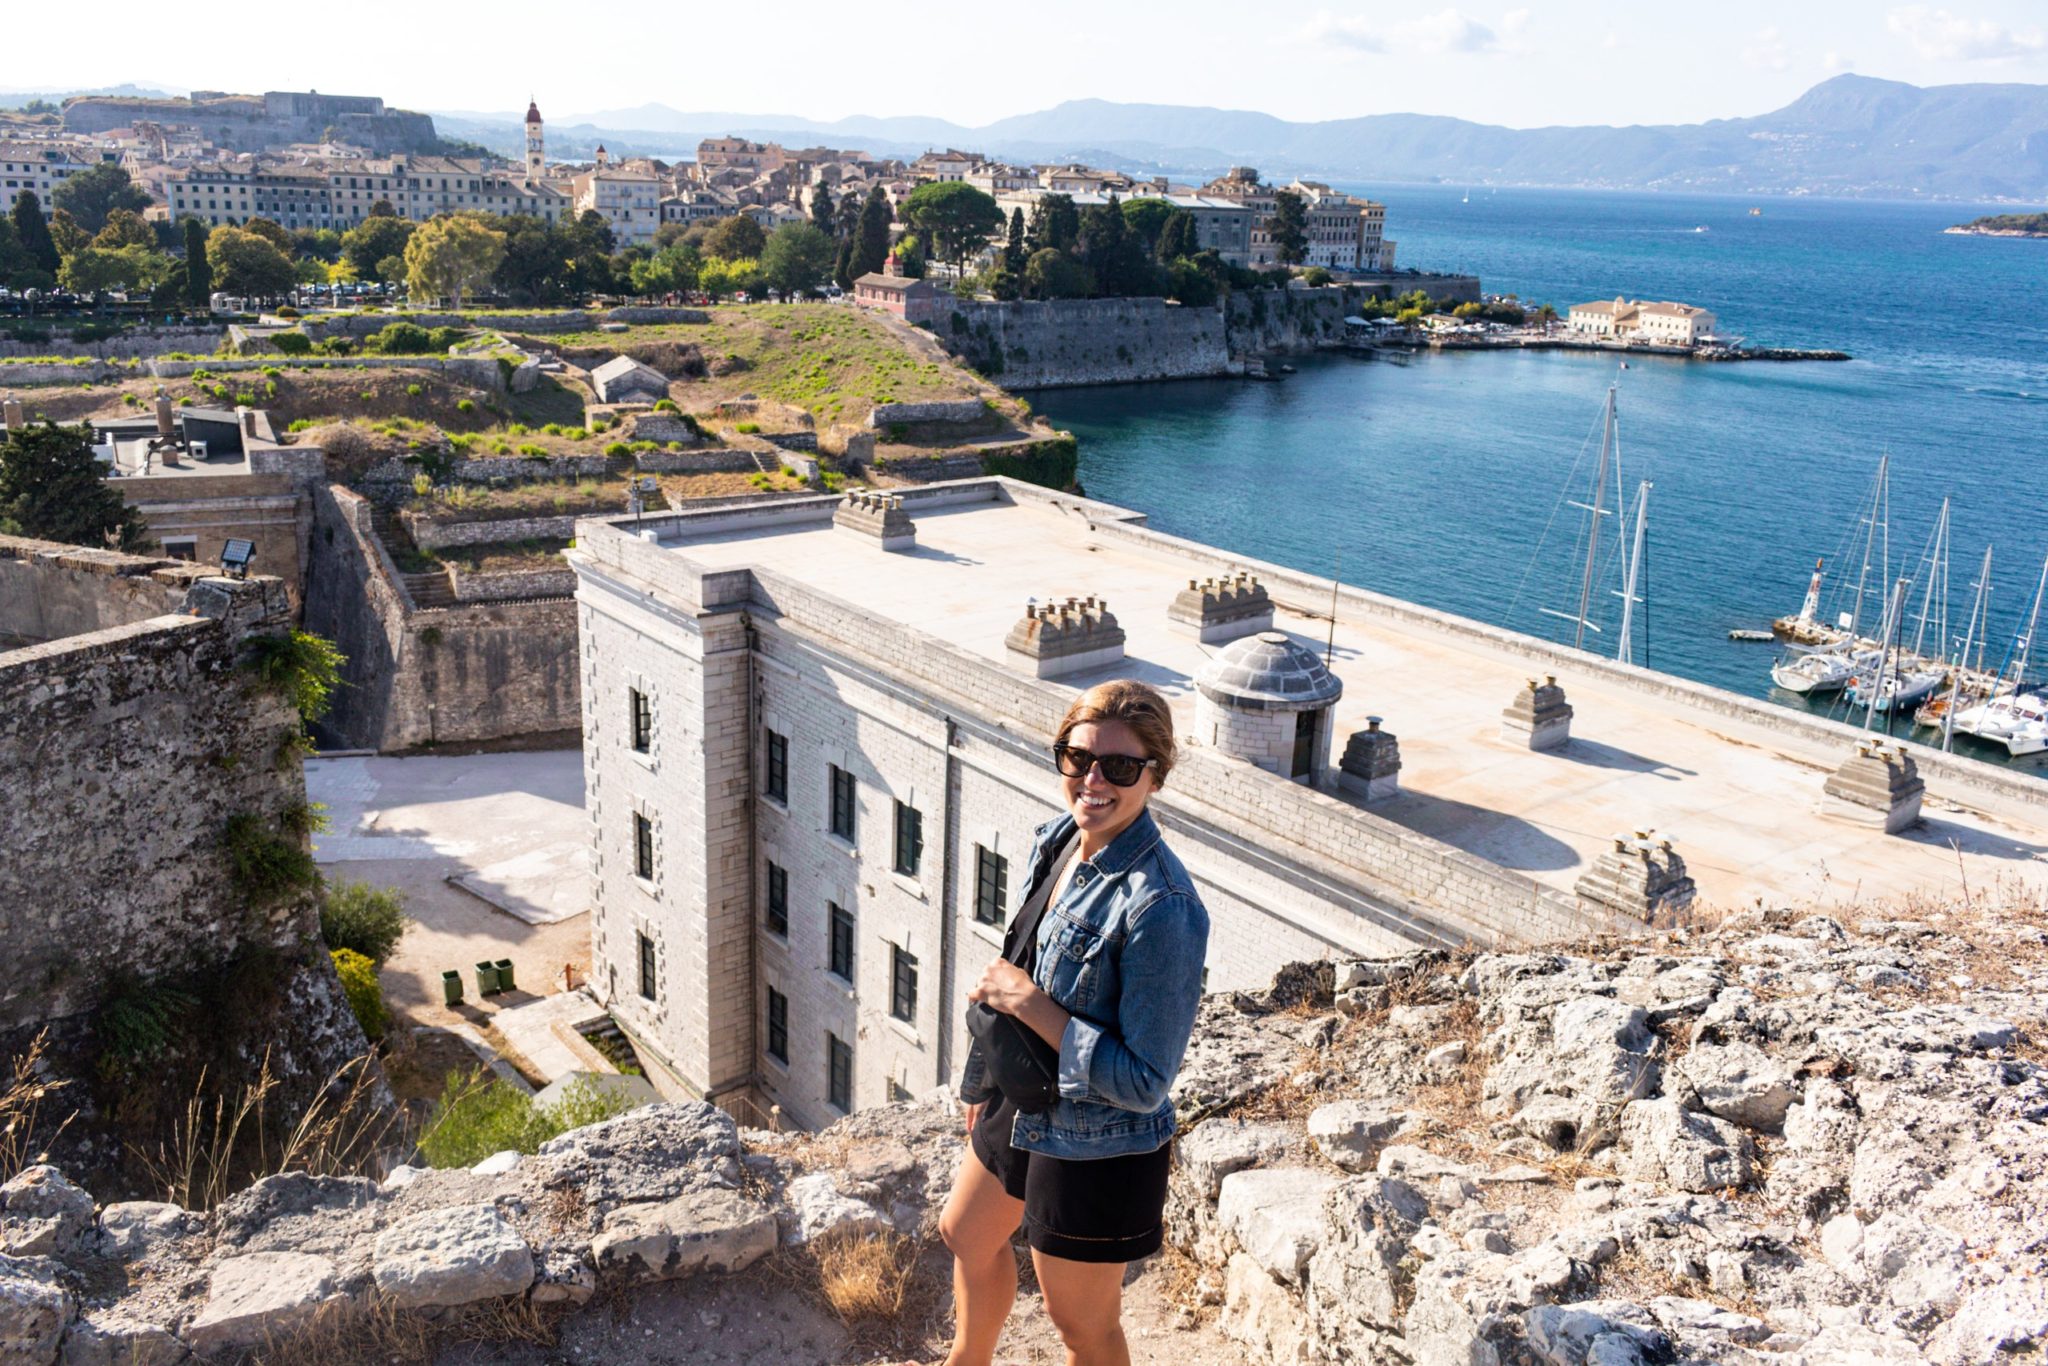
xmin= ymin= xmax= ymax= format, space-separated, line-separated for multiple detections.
xmin=369 ymin=506 xmax=457 ymax=610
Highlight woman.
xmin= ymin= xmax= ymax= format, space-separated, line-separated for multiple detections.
xmin=937 ymin=680 xmax=1211 ymax=1366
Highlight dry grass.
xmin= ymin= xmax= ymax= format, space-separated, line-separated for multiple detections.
xmin=0 ymin=1030 xmax=74 ymax=1182
xmin=1156 ymin=1242 xmax=1219 ymax=1327
xmin=1598 ymin=1243 xmax=1767 ymax=1322
xmin=814 ymin=1228 xmax=921 ymax=1325
xmin=132 ymin=1049 xmax=401 ymax=1210
xmin=254 ymin=1287 xmax=567 ymax=1364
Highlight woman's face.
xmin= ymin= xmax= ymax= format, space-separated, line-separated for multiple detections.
xmin=1062 ymin=719 xmax=1158 ymax=847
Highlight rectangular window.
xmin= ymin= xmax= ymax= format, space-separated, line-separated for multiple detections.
xmin=828 ymin=764 xmax=856 ymax=841
xmin=828 ymin=903 xmax=854 ymax=981
xmin=891 ymin=945 xmax=918 ymax=1023
xmin=1292 ymin=710 xmax=1318 ymax=780
xmin=633 ymin=812 xmax=654 ymax=881
xmin=765 ymin=861 xmax=788 ymax=937
xmin=974 ymin=847 xmax=1009 ymax=926
xmin=764 ymin=730 xmax=788 ymax=802
xmin=638 ymin=932 xmax=657 ymax=1000
xmin=827 ymin=1032 xmax=852 ymax=1111
xmin=892 ymin=801 xmax=923 ymax=876
xmin=629 ymin=688 xmax=652 ymax=753
xmin=766 ymin=987 xmax=788 ymax=1063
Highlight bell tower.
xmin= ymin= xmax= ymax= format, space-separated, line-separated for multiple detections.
xmin=524 ymin=99 xmax=545 ymax=186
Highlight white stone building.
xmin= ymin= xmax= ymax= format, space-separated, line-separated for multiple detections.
xmin=567 ymin=480 xmax=1654 ymax=1132
xmin=1568 ymin=297 xmax=1718 ymax=345
xmin=0 ymin=141 xmax=96 ymax=217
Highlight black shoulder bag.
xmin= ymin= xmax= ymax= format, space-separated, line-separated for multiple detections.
xmin=964 ymin=849 xmax=1068 ymax=1114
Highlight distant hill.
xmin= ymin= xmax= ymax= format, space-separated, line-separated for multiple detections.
xmin=441 ymin=75 xmax=2048 ymax=201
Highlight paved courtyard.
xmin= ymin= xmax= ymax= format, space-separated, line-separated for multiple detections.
xmin=307 ymin=749 xmax=591 ymax=1042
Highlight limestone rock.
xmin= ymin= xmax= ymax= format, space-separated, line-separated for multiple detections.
xmin=1681 ymin=1041 xmax=1800 ymax=1132
xmin=1644 ymin=1294 xmax=1768 ymax=1345
xmin=1306 ymin=1101 xmax=1414 ymax=1173
xmin=1615 ymin=1099 xmax=1756 ymax=1192
xmin=0 ymin=1254 xmax=71 ymax=1366
xmin=1216 ymin=1168 xmax=1338 ymax=1285
xmin=1926 ymin=1275 xmax=2048 ymax=1364
xmin=371 ymin=1203 xmax=534 ymax=1309
xmin=1174 ymin=1120 xmax=1297 ymax=1201
xmin=528 ymin=1245 xmax=597 ymax=1307
xmin=1781 ymin=1323 xmax=1930 ymax=1363
xmin=0 ymin=1168 xmax=93 ymax=1261
xmin=1523 ymin=1301 xmax=1670 ymax=1366
xmin=1303 ymin=1177 xmax=1425 ymax=1348
xmin=470 ymin=1150 xmax=521 ymax=1177
xmin=55 ymin=1311 xmax=186 ymax=1366
xmin=590 ymin=1189 xmax=775 ymax=1283
xmin=1220 ymin=1251 xmax=1314 ymax=1365
xmin=1857 ymin=1212 xmax=1965 ymax=1319
xmin=185 ymin=1250 xmax=338 ymax=1352
xmin=539 ymin=1102 xmax=743 ymax=1214
xmin=779 ymin=1173 xmax=887 ymax=1246
xmin=95 ymin=1203 xmax=197 ymax=1261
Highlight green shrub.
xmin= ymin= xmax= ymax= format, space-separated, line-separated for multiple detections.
xmin=287 ymin=419 xmax=313 ymax=432
xmin=653 ymin=399 xmax=678 ymax=413
xmin=416 ymin=1069 xmax=639 ymax=1169
xmin=405 ymin=383 xmax=423 ymax=397
xmin=507 ymin=423 xmax=528 ymax=436
xmin=455 ymin=398 xmax=475 ymax=414
xmin=243 ymin=630 xmax=345 ymax=724
xmin=320 ymin=881 xmax=410 ymax=964
xmin=517 ymin=443 xmax=545 ymax=456
xmin=222 ymin=812 xmax=320 ymax=907
xmin=604 ymin=441 xmax=631 ymax=457
xmin=412 ymin=472 xmax=432 ymax=497
xmin=427 ymin=325 xmax=467 ymax=353
xmin=330 ymin=948 xmax=388 ymax=1041
xmin=274 ymin=305 xmax=301 ymax=319
xmin=734 ymin=421 xmax=760 ymax=434
xmin=541 ymin=423 xmax=563 ymax=436
xmin=562 ymin=427 xmax=586 ymax=441
xmin=97 ymin=979 xmax=199 ymax=1077
xmin=371 ymin=322 xmax=433 ymax=355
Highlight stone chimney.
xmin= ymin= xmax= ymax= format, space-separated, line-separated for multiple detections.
xmin=1820 ymin=741 xmax=1925 ymax=834
xmin=1575 ymin=829 xmax=1697 ymax=926
xmin=237 ymin=406 xmax=258 ymax=439
xmin=1501 ymin=675 xmax=1572 ymax=751
xmin=1 ymin=396 xmax=22 ymax=433
xmin=1337 ymin=716 xmax=1401 ymax=802
xmin=1004 ymin=596 xmax=1125 ymax=679
xmin=832 ymin=491 xmax=915 ymax=551
xmin=1168 ymin=571 xmax=1274 ymax=644
xmin=153 ymin=389 xmax=176 ymax=439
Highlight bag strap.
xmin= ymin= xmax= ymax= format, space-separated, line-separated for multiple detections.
xmin=1004 ymin=833 xmax=1077 ymax=965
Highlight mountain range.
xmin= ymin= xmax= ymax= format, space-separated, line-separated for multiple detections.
xmin=433 ymin=76 xmax=2048 ymax=202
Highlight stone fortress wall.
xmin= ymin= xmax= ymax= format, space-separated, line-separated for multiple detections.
xmin=305 ymin=485 xmax=580 ymax=752
xmin=932 ymin=276 xmax=1481 ymax=389
xmin=61 ymin=90 xmax=438 ymax=153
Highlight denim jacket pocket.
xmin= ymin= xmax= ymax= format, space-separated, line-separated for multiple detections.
xmin=1043 ymin=915 xmax=1112 ymax=1011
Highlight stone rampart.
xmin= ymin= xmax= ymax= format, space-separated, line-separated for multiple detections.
xmin=0 ymin=327 xmax=224 ymax=361
xmin=361 ymin=454 xmax=615 ymax=487
xmin=868 ymin=399 xmax=989 ymax=427
xmin=448 ymin=564 xmax=579 ymax=603
xmin=306 ymin=485 xmax=580 ymax=751
xmin=0 ymin=539 xmax=307 ymax=1029
xmin=402 ymin=512 xmax=577 ymax=551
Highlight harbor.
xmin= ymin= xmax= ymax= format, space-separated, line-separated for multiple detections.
xmin=1337 ymin=316 xmax=1850 ymax=363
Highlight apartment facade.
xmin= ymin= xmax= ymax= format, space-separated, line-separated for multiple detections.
xmin=0 ymin=142 xmax=95 ymax=217
xmin=163 ymin=155 xmax=568 ymax=231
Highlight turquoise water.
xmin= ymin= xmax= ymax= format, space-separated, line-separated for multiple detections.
xmin=1034 ymin=185 xmax=2048 ymax=764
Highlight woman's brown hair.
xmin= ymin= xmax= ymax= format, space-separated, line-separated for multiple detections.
xmin=1055 ymin=679 xmax=1178 ymax=787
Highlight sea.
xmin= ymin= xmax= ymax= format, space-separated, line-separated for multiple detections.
xmin=1031 ymin=184 xmax=2048 ymax=767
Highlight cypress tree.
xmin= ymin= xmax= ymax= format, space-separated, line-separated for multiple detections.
xmin=0 ymin=421 xmax=151 ymax=551
xmin=1004 ymin=208 xmax=1026 ymax=272
xmin=183 ymin=218 xmax=212 ymax=306
xmin=809 ymin=180 xmax=835 ymax=236
xmin=11 ymin=191 xmax=60 ymax=277
xmin=853 ymin=187 xmax=892 ymax=279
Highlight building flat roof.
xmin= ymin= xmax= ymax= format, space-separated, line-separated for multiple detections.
xmin=633 ymin=485 xmax=2048 ymax=913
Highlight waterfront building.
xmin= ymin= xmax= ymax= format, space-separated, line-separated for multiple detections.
xmin=1568 ymin=297 xmax=1718 ymax=345
xmin=1567 ymin=297 xmax=1640 ymax=337
xmin=1193 ymin=169 xmax=1387 ymax=271
xmin=560 ymin=475 xmax=2042 ymax=1129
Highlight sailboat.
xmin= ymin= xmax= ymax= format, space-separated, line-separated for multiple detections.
xmin=1954 ymin=550 xmax=2048 ymax=743
xmin=1771 ymin=456 xmax=1891 ymax=648
xmin=1532 ymin=375 xmax=1652 ymax=666
xmin=1916 ymin=545 xmax=1993 ymax=742
xmin=1772 ymin=643 xmax=1873 ymax=695
xmin=1848 ymin=499 xmax=1951 ymax=713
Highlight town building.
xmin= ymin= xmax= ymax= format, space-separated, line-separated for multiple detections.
xmin=851 ymin=256 xmax=943 ymax=324
xmin=164 ymin=152 xmax=569 ymax=232
xmin=1567 ymin=297 xmax=1639 ymax=337
xmin=1568 ymin=297 xmax=1719 ymax=345
xmin=0 ymin=141 xmax=97 ymax=217
xmin=572 ymin=147 xmax=662 ymax=246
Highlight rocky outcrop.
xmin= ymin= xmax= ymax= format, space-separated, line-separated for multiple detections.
xmin=1 ymin=906 xmax=2041 ymax=1364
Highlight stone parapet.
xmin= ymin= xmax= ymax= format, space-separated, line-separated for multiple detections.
xmin=1003 ymin=595 xmax=1125 ymax=679
xmin=1501 ymin=674 xmax=1573 ymax=750
xmin=1574 ymin=829 xmax=1698 ymax=925
xmin=1821 ymin=741 xmax=1926 ymax=833
xmin=832 ymin=492 xmax=915 ymax=551
xmin=1169 ymin=572 xmax=1275 ymax=643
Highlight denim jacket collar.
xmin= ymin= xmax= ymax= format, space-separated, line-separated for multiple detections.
xmin=1032 ymin=805 xmax=1162 ymax=886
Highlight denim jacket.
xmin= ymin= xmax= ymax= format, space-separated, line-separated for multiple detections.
xmin=959 ymin=806 xmax=1211 ymax=1160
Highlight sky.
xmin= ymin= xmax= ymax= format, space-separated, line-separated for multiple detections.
xmin=8 ymin=1 xmax=2048 ymax=129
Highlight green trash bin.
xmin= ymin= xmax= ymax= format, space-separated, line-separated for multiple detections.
xmin=494 ymin=958 xmax=516 ymax=993
xmin=474 ymin=961 xmax=501 ymax=996
xmin=441 ymin=969 xmax=464 ymax=1007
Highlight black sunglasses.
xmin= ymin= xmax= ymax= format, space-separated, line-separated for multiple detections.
xmin=1052 ymin=743 xmax=1158 ymax=788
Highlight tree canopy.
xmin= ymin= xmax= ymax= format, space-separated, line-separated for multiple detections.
xmin=1270 ymin=190 xmax=1309 ymax=266
xmin=91 ymin=208 xmax=156 ymax=251
xmin=761 ymin=222 xmax=835 ymax=297
xmin=340 ymin=215 xmax=416 ymax=283
xmin=1029 ymin=194 xmax=1080 ymax=254
xmin=59 ymin=244 xmax=171 ymax=295
xmin=50 ymin=163 xmax=149 ymax=236
xmin=851 ymin=187 xmax=892 ymax=281
xmin=403 ymin=214 xmax=507 ymax=309
xmin=207 ymin=227 xmax=296 ymax=299
xmin=900 ymin=181 xmax=1003 ymax=270
xmin=702 ymin=214 xmax=766 ymax=262
xmin=11 ymin=193 xmax=60 ymax=277
xmin=1120 ymin=198 xmax=1176 ymax=253
xmin=0 ymin=421 xmax=150 ymax=551
xmin=1022 ymin=247 xmax=1092 ymax=300
xmin=182 ymin=218 xmax=211 ymax=304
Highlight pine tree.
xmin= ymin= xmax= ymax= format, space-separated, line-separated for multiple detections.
xmin=183 ymin=219 xmax=212 ymax=306
xmin=1004 ymin=208 xmax=1026 ymax=272
xmin=809 ymin=180 xmax=835 ymax=236
xmin=0 ymin=421 xmax=151 ymax=551
xmin=853 ymin=187 xmax=892 ymax=280
xmin=11 ymin=192 xmax=59 ymax=277
xmin=1270 ymin=190 xmax=1309 ymax=266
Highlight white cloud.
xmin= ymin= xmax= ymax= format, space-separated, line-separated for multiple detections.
xmin=1297 ymin=7 xmax=1508 ymax=57
xmin=1601 ymin=31 xmax=1621 ymax=51
xmin=1821 ymin=50 xmax=1853 ymax=71
xmin=1886 ymin=6 xmax=2045 ymax=61
xmin=1742 ymin=25 xmax=1791 ymax=71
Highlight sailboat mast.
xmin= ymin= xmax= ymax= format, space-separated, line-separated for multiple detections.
xmin=1572 ymin=384 xmax=1615 ymax=651
xmin=1910 ymin=499 xmax=1947 ymax=660
xmin=1944 ymin=546 xmax=1992 ymax=753
xmin=1617 ymin=481 xmax=1651 ymax=665
xmin=1864 ymin=577 xmax=1907 ymax=732
xmin=1849 ymin=455 xmax=1886 ymax=641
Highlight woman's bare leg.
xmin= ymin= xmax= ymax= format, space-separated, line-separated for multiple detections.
xmin=1031 ymin=1249 xmax=1130 ymax=1366
xmin=937 ymin=1145 xmax=1025 ymax=1366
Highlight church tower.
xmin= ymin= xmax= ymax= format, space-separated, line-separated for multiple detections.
xmin=524 ymin=99 xmax=545 ymax=186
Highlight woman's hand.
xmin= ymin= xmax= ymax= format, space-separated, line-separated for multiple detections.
xmin=967 ymin=958 xmax=1039 ymax=1017
xmin=963 ymin=1101 xmax=983 ymax=1135
xmin=969 ymin=958 xmax=1072 ymax=1053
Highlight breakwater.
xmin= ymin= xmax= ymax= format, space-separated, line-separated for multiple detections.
xmin=1372 ymin=334 xmax=1850 ymax=362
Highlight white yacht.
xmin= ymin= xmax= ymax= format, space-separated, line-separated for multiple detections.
xmin=1771 ymin=648 xmax=1869 ymax=695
